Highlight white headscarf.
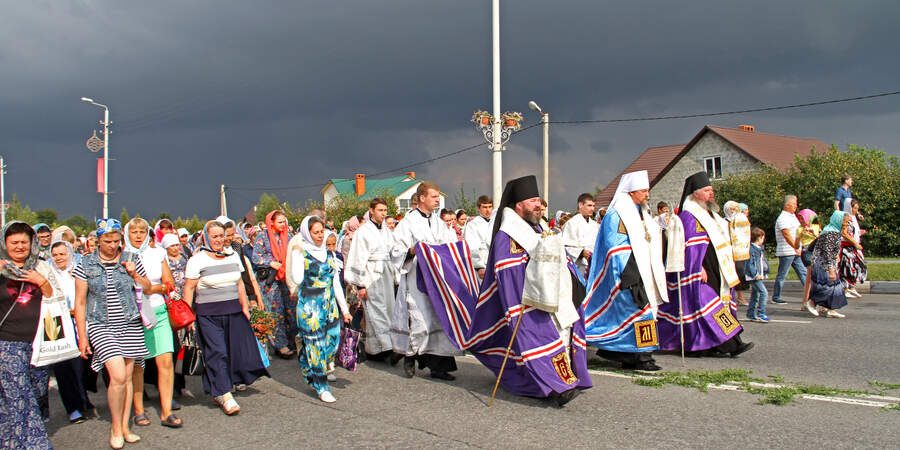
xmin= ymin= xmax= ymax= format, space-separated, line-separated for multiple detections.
xmin=49 ymin=240 xmax=76 ymax=276
xmin=723 ymin=200 xmax=740 ymax=222
xmin=299 ymin=215 xmax=328 ymax=262
xmin=123 ymin=218 xmax=151 ymax=255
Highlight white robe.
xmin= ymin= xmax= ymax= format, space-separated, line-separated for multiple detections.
xmin=389 ymin=209 xmax=463 ymax=357
xmin=561 ymin=215 xmax=600 ymax=275
xmin=344 ymin=220 xmax=398 ymax=354
xmin=462 ymin=215 xmax=492 ymax=270
xmin=608 ymin=193 xmax=669 ymax=314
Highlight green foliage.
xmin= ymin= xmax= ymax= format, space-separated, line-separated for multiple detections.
xmin=119 ymin=207 xmax=130 ymax=225
xmin=173 ymin=215 xmax=205 ymax=234
xmin=5 ymin=194 xmax=38 ymax=225
xmin=61 ymin=215 xmax=92 ymax=236
xmin=35 ymin=208 xmax=58 ymax=225
xmin=252 ymin=190 xmax=398 ymax=232
xmin=451 ymin=184 xmax=478 ymax=216
xmin=715 ymin=145 xmax=900 ymax=256
xmin=156 ymin=212 xmax=172 ymax=221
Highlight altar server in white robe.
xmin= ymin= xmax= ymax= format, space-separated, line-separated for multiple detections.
xmin=562 ymin=192 xmax=601 ymax=276
xmin=462 ymin=195 xmax=494 ymax=279
xmin=390 ymin=182 xmax=463 ymax=380
xmin=344 ymin=198 xmax=399 ymax=361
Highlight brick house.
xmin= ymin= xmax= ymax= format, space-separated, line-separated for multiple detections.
xmin=595 ymin=125 xmax=829 ymax=209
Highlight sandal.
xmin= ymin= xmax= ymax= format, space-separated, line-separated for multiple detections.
xmin=161 ymin=414 xmax=183 ymax=428
xmin=124 ymin=433 xmax=141 ymax=443
xmin=215 ymin=395 xmax=241 ymax=416
xmin=133 ymin=413 xmax=151 ymax=426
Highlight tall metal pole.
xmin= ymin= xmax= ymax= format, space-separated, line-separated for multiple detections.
xmin=1 ymin=156 xmax=5 ymax=228
xmin=220 ymin=184 xmax=228 ymax=217
xmin=102 ymin=107 xmax=109 ymax=218
xmin=542 ymin=113 xmax=549 ymax=209
xmin=491 ymin=0 xmax=502 ymax=202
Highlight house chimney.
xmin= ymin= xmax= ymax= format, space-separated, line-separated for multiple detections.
xmin=738 ymin=124 xmax=755 ymax=132
xmin=405 ymin=171 xmax=416 ymax=179
xmin=355 ymin=174 xmax=366 ymax=196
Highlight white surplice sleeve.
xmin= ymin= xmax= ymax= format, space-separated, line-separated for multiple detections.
xmin=290 ymin=249 xmax=305 ymax=286
xmin=333 ymin=270 xmax=348 ymax=315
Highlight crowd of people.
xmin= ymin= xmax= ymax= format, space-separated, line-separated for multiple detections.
xmin=0 ymin=172 xmax=870 ymax=448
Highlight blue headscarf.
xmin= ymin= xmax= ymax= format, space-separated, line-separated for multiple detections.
xmin=821 ymin=211 xmax=847 ymax=234
xmin=95 ymin=218 xmax=122 ymax=237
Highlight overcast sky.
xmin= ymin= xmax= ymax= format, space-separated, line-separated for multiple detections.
xmin=2 ymin=0 xmax=898 ymax=220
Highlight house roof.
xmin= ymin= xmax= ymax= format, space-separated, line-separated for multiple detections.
xmin=594 ymin=125 xmax=829 ymax=206
xmin=594 ymin=144 xmax=685 ymax=206
xmin=323 ymin=175 xmax=420 ymax=201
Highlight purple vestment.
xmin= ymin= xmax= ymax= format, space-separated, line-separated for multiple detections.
xmin=415 ymin=231 xmax=592 ymax=398
xmin=657 ymin=211 xmax=742 ymax=352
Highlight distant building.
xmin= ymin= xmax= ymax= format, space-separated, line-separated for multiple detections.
xmin=320 ymin=172 xmax=446 ymax=214
xmin=595 ymin=125 xmax=829 ymax=208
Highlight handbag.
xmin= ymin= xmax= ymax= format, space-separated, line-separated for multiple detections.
xmin=164 ymin=292 xmax=195 ymax=331
xmin=31 ymin=295 xmax=81 ymax=367
xmin=175 ymin=330 xmax=205 ymax=376
xmin=257 ymin=339 xmax=270 ymax=368
xmin=335 ymin=325 xmax=360 ymax=372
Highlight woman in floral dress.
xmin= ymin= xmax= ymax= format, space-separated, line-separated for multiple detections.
xmin=251 ymin=210 xmax=296 ymax=358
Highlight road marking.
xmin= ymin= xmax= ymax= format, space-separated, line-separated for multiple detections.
xmin=586 ymin=369 xmax=897 ymax=408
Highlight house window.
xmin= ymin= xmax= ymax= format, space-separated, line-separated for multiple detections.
xmin=704 ymin=156 xmax=723 ymax=180
xmin=398 ymin=198 xmax=411 ymax=212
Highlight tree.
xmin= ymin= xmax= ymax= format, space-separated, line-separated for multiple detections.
xmin=5 ymin=195 xmax=38 ymax=225
xmin=120 ymin=207 xmax=130 ymax=225
xmin=35 ymin=208 xmax=58 ymax=225
xmin=156 ymin=212 xmax=172 ymax=222
xmin=62 ymin=215 xmax=92 ymax=236
xmin=715 ymin=145 xmax=900 ymax=256
xmin=451 ymin=184 xmax=478 ymax=216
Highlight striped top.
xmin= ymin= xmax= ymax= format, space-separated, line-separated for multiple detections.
xmin=186 ymin=251 xmax=244 ymax=316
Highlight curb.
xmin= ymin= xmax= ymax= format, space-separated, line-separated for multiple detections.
xmin=760 ymin=280 xmax=900 ymax=294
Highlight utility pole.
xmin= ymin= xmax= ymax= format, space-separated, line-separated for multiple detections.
xmin=491 ymin=0 xmax=502 ymax=202
xmin=81 ymin=97 xmax=110 ymax=218
xmin=528 ymin=101 xmax=550 ymax=210
xmin=1 ymin=156 xmax=6 ymax=228
xmin=220 ymin=184 xmax=228 ymax=217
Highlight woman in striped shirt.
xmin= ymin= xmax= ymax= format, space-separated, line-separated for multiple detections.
xmin=74 ymin=219 xmax=152 ymax=449
xmin=184 ymin=221 xmax=268 ymax=416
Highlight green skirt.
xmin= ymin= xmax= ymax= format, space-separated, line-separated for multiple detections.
xmin=143 ymin=304 xmax=174 ymax=358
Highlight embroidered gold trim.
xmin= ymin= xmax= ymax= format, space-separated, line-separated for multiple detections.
xmin=510 ymin=239 xmax=524 ymax=254
xmin=713 ymin=306 xmax=739 ymax=335
xmin=634 ymin=319 xmax=658 ymax=348
xmin=551 ymin=352 xmax=577 ymax=385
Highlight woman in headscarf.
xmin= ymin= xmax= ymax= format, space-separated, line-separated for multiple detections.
xmin=808 ymin=211 xmax=849 ymax=318
xmin=183 ymin=221 xmax=268 ymax=415
xmin=288 ymin=216 xmax=350 ymax=403
xmin=338 ymin=216 xmax=361 ymax=259
xmin=251 ymin=210 xmax=296 ymax=358
xmin=797 ymin=209 xmax=821 ymax=315
xmin=839 ymin=199 xmax=867 ymax=298
xmin=161 ymin=233 xmax=191 ymax=399
xmin=724 ymin=201 xmax=751 ymax=306
xmin=49 ymin=240 xmax=95 ymax=424
xmin=73 ymin=218 xmax=151 ymax=448
xmin=123 ymin=218 xmax=181 ymax=429
xmin=153 ymin=219 xmax=176 ymax=246
xmin=0 ymin=221 xmax=58 ymax=449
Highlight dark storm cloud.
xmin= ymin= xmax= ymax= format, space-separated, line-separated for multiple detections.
xmin=1 ymin=0 xmax=898 ymax=220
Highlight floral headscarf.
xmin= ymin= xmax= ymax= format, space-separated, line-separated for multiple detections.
xmin=0 ymin=221 xmax=41 ymax=278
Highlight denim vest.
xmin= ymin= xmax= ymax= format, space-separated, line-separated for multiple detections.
xmin=82 ymin=251 xmax=140 ymax=325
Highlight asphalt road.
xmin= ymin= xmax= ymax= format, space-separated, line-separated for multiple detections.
xmin=47 ymin=292 xmax=900 ymax=448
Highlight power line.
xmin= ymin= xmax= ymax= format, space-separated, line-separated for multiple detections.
xmin=549 ymin=90 xmax=900 ymax=124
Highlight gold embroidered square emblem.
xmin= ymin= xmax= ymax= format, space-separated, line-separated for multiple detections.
xmin=713 ymin=306 xmax=739 ymax=335
xmin=618 ymin=220 xmax=628 ymax=234
xmin=510 ymin=239 xmax=524 ymax=254
xmin=634 ymin=319 xmax=658 ymax=348
xmin=551 ymin=352 xmax=577 ymax=385
xmin=695 ymin=221 xmax=706 ymax=233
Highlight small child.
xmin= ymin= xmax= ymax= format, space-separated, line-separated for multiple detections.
xmin=744 ymin=227 xmax=770 ymax=323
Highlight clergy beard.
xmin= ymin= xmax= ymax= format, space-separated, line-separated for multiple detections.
xmin=689 ymin=194 xmax=721 ymax=214
xmin=522 ymin=209 xmax=542 ymax=224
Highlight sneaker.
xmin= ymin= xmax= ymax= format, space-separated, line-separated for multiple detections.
xmin=327 ymin=373 xmax=337 ymax=382
xmin=771 ymin=298 xmax=787 ymax=304
xmin=69 ymin=411 xmax=86 ymax=424
xmin=318 ymin=391 xmax=336 ymax=403
xmin=826 ymin=310 xmax=846 ymax=318
xmin=754 ymin=316 xmax=771 ymax=323
xmin=848 ymin=288 xmax=861 ymax=298
xmin=745 ymin=315 xmax=757 ymax=322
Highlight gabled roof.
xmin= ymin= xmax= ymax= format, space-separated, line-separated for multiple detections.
xmin=322 ymin=175 xmax=419 ymax=201
xmin=595 ymin=125 xmax=829 ymax=206
xmin=594 ymin=144 xmax=685 ymax=206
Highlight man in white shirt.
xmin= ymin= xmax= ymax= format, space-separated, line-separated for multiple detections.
xmin=772 ymin=195 xmax=807 ymax=303
xmin=462 ymin=195 xmax=493 ymax=279
xmin=390 ymin=182 xmax=462 ymax=380
xmin=344 ymin=198 xmax=398 ymax=361
xmin=562 ymin=193 xmax=600 ymax=276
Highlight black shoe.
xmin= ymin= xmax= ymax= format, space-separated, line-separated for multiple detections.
xmin=621 ymin=362 xmax=637 ymax=370
xmin=771 ymin=299 xmax=788 ymax=304
xmin=635 ymin=361 xmax=662 ymax=371
xmin=430 ymin=371 xmax=456 ymax=381
xmin=730 ymin=341 xmax=755 ymax=357
xmin=555 ymin=388 xmax=580 ymax=407
xmin=389 ymin=352 xmax=404 ymax=366
xmin=403 ymin=357 xmax=416 ymax=378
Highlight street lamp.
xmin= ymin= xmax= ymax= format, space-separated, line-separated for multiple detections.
xmin=81 ymin=97 xmax=110 ymax=218
xmin=528 ymin=100 xmax=549 ymax=210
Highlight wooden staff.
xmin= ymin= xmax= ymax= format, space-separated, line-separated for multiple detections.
xmin=678 ymin=270 xmax=685 ymax=364
xmin=488 ymin=309 xmax=524 ymax=407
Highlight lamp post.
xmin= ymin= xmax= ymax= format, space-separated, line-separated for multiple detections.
xmin=528 ymin=101 xmax=549 ymax=210
xmin=491 ymin=0 xmax=501 ymax=202
xmin=1 ymin=156 xmax=6 ymax=228
xmin=81 ymin=97 xmax=110 ymax=218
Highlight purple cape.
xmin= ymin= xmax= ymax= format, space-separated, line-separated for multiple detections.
xmin=415 ymin=232 xmax=592 ymax=398
xmin=657 ymin=211 xmax=742 ymax=351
